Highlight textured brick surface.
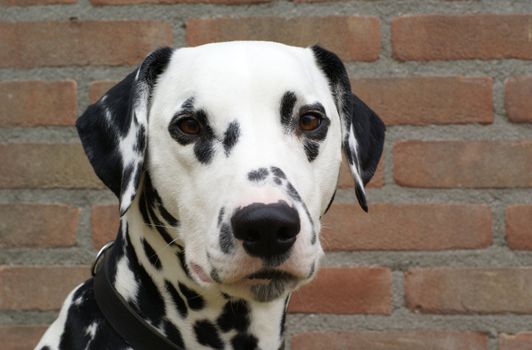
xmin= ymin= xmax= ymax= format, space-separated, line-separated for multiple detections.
xmin=93 ymin=0 xmax=267 ymax=4
xmin=392 ymin=14 xmax=532 ymax=61
xmin=0 ymin=0 xmax=75 ymax=4
xmin=187 ymin=16 xmax=380 ymax=61
xmin=0 ymin=21 xmax=172 ymax=68
xmin=321 ymin=203 xmax=492 ymax=251
xmin=394 ymin=140 xmax=532 ymax=188
xmin=338 ymin=158 xmax=384 ymax=188
xmin=292 ymin=331 xmax=488 ymax=350
xmin=0 ymin=144 xmax=102 ymax=189
xmin=92 ymin=205 xmax=119 ymax=248
xmin=0 ymin=266 xmax=88 ymax=310
xmin=405 ymin=268 xmax=532 ymax=314
xmin=506 ymin=205 xmax=532 ymax=250
xmin=505 ymin=76 xmax=532 ymax=123
xmin=499 ymin=333 xmax=532 ymax=350
xmin=351 ymin=76 xmax=493 ymax=125
xmin=288 ymin=267 xmax=391 ymax=314
xmin=0 ymin=325 xmax=47 ymax=350
xmin=0 ymin=204 xmax=79 ymax=248
xmin=0 ymin=80 xmax=77 ymax=127
xmin=89 ymin=80 xmax=118 ymax=104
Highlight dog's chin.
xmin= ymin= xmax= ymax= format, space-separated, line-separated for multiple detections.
xmin=215 ymin=269 xmax=308 ymax=302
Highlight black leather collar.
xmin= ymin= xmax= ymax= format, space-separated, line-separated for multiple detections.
xmin=93 ymin=241 xmax=183 ymax=350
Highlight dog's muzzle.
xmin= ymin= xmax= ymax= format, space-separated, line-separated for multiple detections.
xmin=231 ymin=201 xmax=300 ymax=260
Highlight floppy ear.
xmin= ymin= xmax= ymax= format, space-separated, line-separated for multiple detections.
xmin=77 ymin=47 xmax=174 ymax=216
xmin=311 ymin=45 xmax=385 ymax=212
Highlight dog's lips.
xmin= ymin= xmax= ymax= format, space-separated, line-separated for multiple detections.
xmin=189 ymin=262 xmax=213 ymax=283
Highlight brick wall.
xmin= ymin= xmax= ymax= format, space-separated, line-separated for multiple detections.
xmin=1 ymin=1 xmax=531 ymax=349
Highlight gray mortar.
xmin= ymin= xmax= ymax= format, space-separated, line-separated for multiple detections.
xmin=1 ymin=1 xmax=532 ymax=350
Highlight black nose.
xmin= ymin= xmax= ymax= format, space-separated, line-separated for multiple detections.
xmin=231 ymin=202 xmax=300 ymax=259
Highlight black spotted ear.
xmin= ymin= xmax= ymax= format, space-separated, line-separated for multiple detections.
xmin=77 ymin=47 xmax=174 ymax=216
xmin=311 ymin=45 xmax=385 ymax=212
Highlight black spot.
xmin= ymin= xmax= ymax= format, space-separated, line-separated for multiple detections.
xmin=248 ymin=168 xmax=269 ymax=182
xmin=176 ymin=250 xmax=191 ymax=279
xmin=231 ymin=333 xmax=258 ymax=350
xmin=39 ymin=347 xmax=51 ymax=350
xmin=181 ymin=97 xmax=195 ymax=111
xmin=162 ymin=320 xmax=185 ymax=348
xmin=142 ymin=239 xmax=161 ymax=270
xmin=178 ymin=282 xmax=205 ymax=310
xmin=217 ymin=207 xmax=225 ymax=227
xmin=217 ymin=299 xmax=250 ymax=332
xmin=194 ymin=138 xmax=215 ymax=164
xmin=286 ymin=182 xmax=301 ymax=202
xmin=307 ymin=262 xmax=316 ymax=278
xmin=123 ymin=234 xmax=166 ymax=325
xmin=274 ymin=177 xmax=282 ymax=185
xmin=303 ymin=139 xmax=320 ymax=162
xmin=165 ymin=281 xmax=188 ymax=318
xmin=270 ymin=167 xmax=286 ymax=179
xmin=139 ymin=174 xmax=175 ymax=244
xmin=280 ymin=297 xmax=289 ymax=337
xmin=120 ymin=163 xmax=135 ymax=199
xmin=223 ymin=121 xmax=240 ymax=156
xmin=193 ymin=110 xmax=216 ymax=164
xmin=220 ymin=223 xmax=234 ymax=254
xmin=280 ymin=91 xmax=297 ymax=132
xmin=134 ymin=125 xmax=146 ymax=153
xmin=194 ymin=320 xmax=223 ymax=350
xmin=159 ymin=204 xmax=179 ymax=227
xmin=210 ymin=268 xmax=221 ymax=283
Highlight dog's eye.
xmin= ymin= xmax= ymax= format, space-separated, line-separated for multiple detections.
xmin=299 ymin=113 xmax=322 ymax=131
xmin=177 ymin=117 xmax=202 ymax=135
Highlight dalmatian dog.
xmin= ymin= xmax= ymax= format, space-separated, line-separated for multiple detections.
xmin=36 ymin=41 xmax=384 ymax=350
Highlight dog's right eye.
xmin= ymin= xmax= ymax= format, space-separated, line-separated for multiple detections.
xmin=176 ymin=117 xmax=202 ymax=135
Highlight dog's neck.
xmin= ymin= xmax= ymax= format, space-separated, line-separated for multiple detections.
xmin=107 ymin=184 xmax=288 ymax=350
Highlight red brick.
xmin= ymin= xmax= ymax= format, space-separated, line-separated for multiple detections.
xmin=0 ymin=266 xmax=88 ymax=310
xmin=186 ymin=17 xmax=380 ymax=62
xmin=392 ymin=14 xmax=532 ymax=61
xmin=93 ymin=0 xmax=266 ymax=4
xmin=405 ymin=268 xmax=532 ymax=314
xmin=0 ymin=325 xmax=47 ymax=350
xmin=338 ymin=157 xmax=384 ymax=189
xmin=506 ymin=205 xmax=532 ymax=250
xmin=505 ymin=76 xmax=532 ymax=123
xmin=89 ymin=80 xmax=118 ymax=104
xmin=0 ymin=0 xmax=74 ymax=5
xmin=0 ymin=143 xmax=102 ymax=189
xmin=292 ymin=331 xmax=488 ymax=350
xmin=351 ymin=76 xmax=493 ymax=125
xmin=394 ymin=140 xmax=532 ymax=188
xmin=92 ymin=205 xmax=119 ymax=248
xmin=0 ymin=21 xmax=172 ymax=68
xmin=288 ymin=267 xmax=391 ymax=314
xmin=321 ymin=203 xmax=492 ymax=251
xmin=0 ymin=80 xmax=77 ymax=127
xmin=500 ymin=332 xmax=532 ymax=350
xmin=0 ymin=204 xmax=79 ymax=248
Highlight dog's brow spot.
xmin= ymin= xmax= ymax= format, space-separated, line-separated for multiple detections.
xmin=270 ymin=167 xmax=286 ymax=179
xmin=248 ymin=168 xmax=269 ymax=182
xmin=280 ymin=91 xmax=297 ymax=132
xmin=223 ymin=121 xmax=240 ymax=156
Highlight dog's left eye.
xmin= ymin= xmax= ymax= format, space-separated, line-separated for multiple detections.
xmin=176 ymin=117 xmax=202 ymax=135
xmin=299 ymin=113 xmax=322 ymax=131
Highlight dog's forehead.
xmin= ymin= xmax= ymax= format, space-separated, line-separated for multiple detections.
xmin=153 ymin=42 xmax=328 ymax=121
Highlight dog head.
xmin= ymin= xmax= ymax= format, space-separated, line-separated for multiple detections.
xmin=78 ymin=42 xmax=384 ymax=302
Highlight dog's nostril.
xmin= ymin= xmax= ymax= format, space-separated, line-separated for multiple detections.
xmin=231 ymin=202 xmax=300 ymax=259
